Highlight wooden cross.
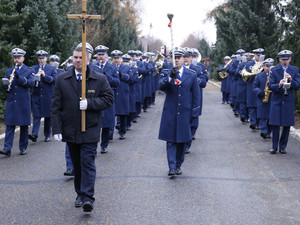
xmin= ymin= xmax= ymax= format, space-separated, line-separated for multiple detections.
xmin=67 ymin=0 xmax=101 ymax=132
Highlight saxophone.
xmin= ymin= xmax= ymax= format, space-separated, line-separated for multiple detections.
xmin=262 ymin=67 xmax=273 ymax=103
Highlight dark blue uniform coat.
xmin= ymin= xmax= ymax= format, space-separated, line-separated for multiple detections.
xmin=115 ymin=64 xmax=133 ymax=115
xmin=32 ymin=63 xmax=57 ymax=117
xmin=245 ymin=60 xmax=257 ymax=107
xmin=253 ymin=71 xmax=271 ymax=119
xmin=96 ymin=62 xmax=120 ymax=128
xmin=2 ymin=65 xmax=34 ymax=125
xmin=268 ymin=64 xmax=300 ymax=126
xmin=158 ymin=67 xmax=200 ymax=143
xmin=236 ymin=62 xmax=247 ymax=103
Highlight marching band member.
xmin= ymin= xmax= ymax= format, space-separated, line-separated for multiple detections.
xmin=217 ymin=56 xmax=231 ymax=104
xmin=183 ymin=47 xmax=207 ymax=153
xmin=142 ymin=53 xmax=155 ymax=112
xmin=236 ymin=53 xmax=252 ymax=122
xmin=0 ymin=48 xmax=34 ymax=157
xmin=245 ymin=48 xmax=264 ymax=130
xmin=158 ymin=47 xmax=200 ymax=176
xmin=268 ymin=50 xmax=300 ymax=154
xmin=112 ymin=50 xmax=133 ymax=139
xmin=127 ymin=50 xmax=139 ymax=128
xmin=95 ymin=45 xmax=120 ymax=154
xmin=49 ymin=55 xmax=65 ymax=75
xmin=231 ymin=49 xmax=245 ymax=117
xmin=253 ymin=58 xmax=274 ymax=139
xmin=29 ymin=50 xmax=57 ymax=143
xmin=133 ymin=50 xmax=147 ymax=121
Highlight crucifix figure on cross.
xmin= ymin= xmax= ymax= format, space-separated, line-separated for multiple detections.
xmin=67 ymin=0 xmax=101 ymax=132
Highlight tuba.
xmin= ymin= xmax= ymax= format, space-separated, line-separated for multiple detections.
xmin=262 ymin=67 xmax=274 ymax=103
xmin=218 ymin=59 xmax=232 ymax=79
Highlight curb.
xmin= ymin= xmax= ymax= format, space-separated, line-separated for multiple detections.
xmin=208 ymin=80 xmax=300 ymax=139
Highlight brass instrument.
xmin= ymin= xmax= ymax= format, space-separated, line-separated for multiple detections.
xmin=262 ymin=67 xmax=274 ymax=103
xmin=7 ymin=64 xmax=18 ymax=92
xmin=218 ymin=59 xmax=232 ymax=79
xmin=153 ymin=51 xmax=165 ymax=76
xmin=241 ymin=61 xmax=264 ymax=82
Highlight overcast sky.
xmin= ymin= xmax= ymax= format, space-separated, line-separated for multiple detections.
xmin=138 ymin=0 xmax=226 ymax=48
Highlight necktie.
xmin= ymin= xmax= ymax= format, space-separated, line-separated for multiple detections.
xmin=77 ymin=73 xmax=82 ymax=81
xmin=176 ymin=71 xmax=181 ymax=80
xmin=16 ymin=66 xmax=20 ymax=73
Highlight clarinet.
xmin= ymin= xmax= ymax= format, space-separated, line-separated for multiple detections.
xmin=7 ymin=64 xmax=18 ymax=92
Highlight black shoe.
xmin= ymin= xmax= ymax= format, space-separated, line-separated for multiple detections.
xmin=234 ymin=112 xmax=239 ymax=117
xmin=20 ymin=149 xmax=27 ymax=155
xmin=74 ymin=196 xmax=82 ymax=208
xmin=270 ymin=148 xmax=277 ymax=154
xmin=265 ymin=134 xmax=271 ymax=139
xmin=82 ymin=201 xmax=93 ymax=212
xmin=44 ymin=136 xmax=51 ymax=142
xmin=101 ymin=147 xmax=107 ymax=154
xmin=109 ymin=135 xmax=113 ymax=140
xmin=185 ymin=148 xmax=190 ymax=154
xmin=119 ymin=134 xmax=125 ymax=140
xmin=0 ymin=149 xmax=11 ymax=157
xmin=133 ymin=120 xmax=137 ymax=123
xmin=28 ymin=134 xmax=37 ymax=142
xmin=250 ymin=124 xmax=256 ymax=130
xmin=64 ymin=169 xmax=74 ymax=176
xmin=279 ymin=148 xmax=286 ymax=154
xmin=260 ymin=133 xmax=267 ymax=139
xmin=115 ymin=125 xmax=120 ymax=130
xmin=192 ymin=135 xmax=195 ymax=140
xmin=241 ymin=117 xmax=246 ymax=123
xmin=175 ymin=167 xmax=182 ymax=175
xmin=168 ymin=168 xmax=176 ymax=176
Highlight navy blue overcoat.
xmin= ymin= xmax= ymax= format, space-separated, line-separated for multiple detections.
xmin=158 ymin=67 xmax=200 ymax=143
xmin=32 ymin=63 xmax=57 ymax=117
xmin=268 ymin=64 xmax=300 ymax=126
xmin=2 ymin=65 xmax=34 ymax=126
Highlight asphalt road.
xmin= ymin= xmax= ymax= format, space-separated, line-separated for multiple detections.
xmin=0 ymin=82 xmax=300 ymax=225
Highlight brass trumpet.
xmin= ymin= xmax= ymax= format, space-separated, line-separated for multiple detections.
xmin=153 ymin=51 xmax=165 ymax=76
xmin=218 ymin=59 xmax=232 ymax=79
xmin=241 ymin=61 xmax=264 ymax=82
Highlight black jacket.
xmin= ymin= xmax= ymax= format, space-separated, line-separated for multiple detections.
xmin=51 ymin=66 xmax=114 ymax=143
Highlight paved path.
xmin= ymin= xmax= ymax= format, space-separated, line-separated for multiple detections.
xmin=0 ymin=83 xmax=300 ymax=225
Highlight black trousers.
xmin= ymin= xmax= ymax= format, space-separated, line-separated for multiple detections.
xmin=67 ymin=142 xmax=97 ymax=203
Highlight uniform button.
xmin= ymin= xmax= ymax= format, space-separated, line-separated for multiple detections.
xmin=14 ymin=100 xmax=16 ymax=102
xmin=178 ymin=112 xmax=180 ymax=115
xmin=15 ymin=93 xmax=17 ymax=95
xmin=179 ymin=94 xmax=181 ymax=96
xmin=41 ymin=95 xmax=43 ymax=97
xmin=178 ymin=103 xmax=180 ymax=106
xmin=179 ymin=85 xmax=181 ymax=88
xmin=15 ymin=86 xmax=17 ymax=88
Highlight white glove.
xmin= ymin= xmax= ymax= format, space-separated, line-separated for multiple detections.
xmin=54 ymin=134 xmax=62 ymax=141
xmin=80 ymin=99 xmax=88 ymax=110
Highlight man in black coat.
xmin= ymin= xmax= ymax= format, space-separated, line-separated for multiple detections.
xmin=51 ymin=47 xmax=114 ymax=212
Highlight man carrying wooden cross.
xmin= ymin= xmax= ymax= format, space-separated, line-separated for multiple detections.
xmin=51 ymin=45 xmax=114 ymax=212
